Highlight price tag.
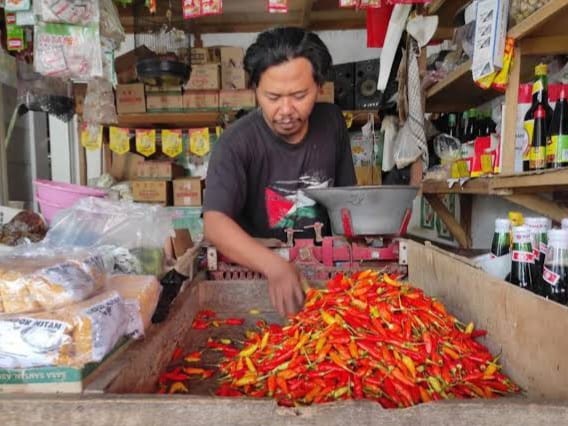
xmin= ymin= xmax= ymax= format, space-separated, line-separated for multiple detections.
xmin=189 ymin=128 xmax=211 ymax=157
xmin=80 ymin=124 xmax=102 ymax=151
xmin=162 ymin=129 xmax=183 ymax=158
xmin=136 ymin=129 xmax=156 ymax=157
xmin=109 ymin=127 xmax=130 ymax=155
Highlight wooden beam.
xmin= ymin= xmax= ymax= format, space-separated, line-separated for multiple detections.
xmin=504 ymin=194 xmax=568 ymax=223
xmin=300 ymin=0 xmax=314 ymax=28
xmin=493 ymin=168 xmax=568 ymax=190
xmin=460 ymin=194 xmax=473 ymax=248
xmin=424 ymin=194 xmax=472 ymax=248
xmin=0 ymin=85 xmax=8 ymax=205
xmin=501 ymin=42 xmax=521 ymax=175
xmin=520 ymin=36 xmax=568 ymax=56
xmin=433 ymin=27 xmax=455 ymax=41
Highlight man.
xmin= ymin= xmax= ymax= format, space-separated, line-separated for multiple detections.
xmin=203 ymin=27 xmax=356 ymax=317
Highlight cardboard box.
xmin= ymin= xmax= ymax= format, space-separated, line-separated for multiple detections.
xmin=208 ymin=46 xmax=244 ymax=67
xmin=221 ymin=67 xmax=246 ymax=90
xmin=472 ymin=0 xmax=509 ymax=81
xmin=219 ymin=90 xmax=256 ymax=111
xmin=115 ymin=45 xmax=155 ymax=85
xmin=146 ymin=92 xmax=183 ymax=112
xmin=185 ymin=64 xmax=220 ymax=90
xmin=191 ymin=47 xmax=208 ymax=65
xmin=317 ymin=81 xmax=334 ymax=103
xmin=183 ymin=91 xmax=219 ymax=111
xmin=355 ymin=165 xmax=381 ymax=186
xmin=136 ymin=161 xmax=185 ymax=180
xmin=116 ymin=83 xmax=146 ymax=114
xmin=0 ymin=366 xmax=89 ymax=393
xmin=132 ymin=180 xmax=172 ymax=205
xmin=173 ymin=178 xmax=203 ymax=207
xmin=110 ymin=152 xmax=144 ymax=181
xmin=144 ymin=85 xmax=182 ymax=94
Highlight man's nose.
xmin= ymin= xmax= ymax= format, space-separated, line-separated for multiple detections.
xmin=279 ymin=96 xmax=293 ymax=115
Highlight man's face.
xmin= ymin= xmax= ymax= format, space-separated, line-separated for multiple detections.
xmin=256 ymin=57 xmax=320 ymax=144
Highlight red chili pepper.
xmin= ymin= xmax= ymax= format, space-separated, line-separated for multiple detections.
xmin=170 ymin=346 xmax=184 ymax=362
xmin=224 ymin=318 xmax=245 ymax=326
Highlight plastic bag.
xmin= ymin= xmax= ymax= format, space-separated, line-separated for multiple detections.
xmin=0 ymin=247 xmax=106 ymax=314
xmin=17 ymin=60 xmax=75 ymax=122
xmin=34 ymin=22 xmax=103 ymax=80
xmin=0 ymin=290 xmax=128 ymax=368
xmin=34 ymin=0 xmax=100 ymax=25
xmin=100 ymin=0 xmax=125 ymax=50
xmin=83 ymin=77 xmax=118 ymax=125
xmin=510 ymin=0 xmax=551 ymax=25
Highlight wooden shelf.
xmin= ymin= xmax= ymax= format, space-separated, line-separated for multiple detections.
xmin=425 ymin=0 xmax=568 ymax=113
xmin=116 ymin=112 xmax=234 ymax=128
xmin=428 ymin=0 xmax=469 ymax=30
xmin=423 ymin=168 xmax=568 ymax=195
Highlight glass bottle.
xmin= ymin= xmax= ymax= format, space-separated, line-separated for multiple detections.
xmin=491 ymin=218 xmax=511 ymax=257
xmin=525 ymin=217 xmax=550 ymax=279
xmin=547 ymin=85 xmax=568 ymax=168
xmin=541 ymin=229 xmax=568 ymax=305
xmin=509 ymin=225 xmax=537 ymax=292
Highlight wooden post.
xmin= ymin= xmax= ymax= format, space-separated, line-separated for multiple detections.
xmin=0 ymin=85 xmax=8 ymax=205
xmin=424 ymin=193 xmax=472 ymax=248
xmin=501 ymin=42 xmax=522 ymax=174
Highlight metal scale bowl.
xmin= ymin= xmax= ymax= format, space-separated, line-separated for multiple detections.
xmin=304 ymin=185 xmax=419 ymax=237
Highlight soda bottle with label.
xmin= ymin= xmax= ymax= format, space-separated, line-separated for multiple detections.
xmin=525 ymin=217 xmax=550 ymax=279
xmin=491 ymin=218 xmax=511 ymax=257
xmin=509 ymin=225 xmax=537 ymax=292
xmin=547 ymin=85 xmax=568 ymax=168
xmin=541 ymin=229 xmax=568 ymax=305
xmin=529 ymin=105 xmax=548 ymax=170
xmin=524 ymin=64 xmax=554 ymax=171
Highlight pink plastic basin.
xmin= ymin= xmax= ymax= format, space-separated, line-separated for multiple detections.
xmin=34 ymin=179 xmax=106 ymax=206
xmin=36 ymin=196 xmax=67 ymax=224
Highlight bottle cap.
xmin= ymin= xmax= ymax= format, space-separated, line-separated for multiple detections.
xmin=547 ymin=229 xmax=568 ymax=248
xmin=534 ymin=105 xmax=546 ymax=119
xmin=495 ymin=218 xmax=511 ymax=233
xmin=512 ymin=225 xmax=532 ymax=244
xmin=535 ymin=63 xmax=548 ymax=76
xmin=562 ymin=218 xmax=568 ymax=230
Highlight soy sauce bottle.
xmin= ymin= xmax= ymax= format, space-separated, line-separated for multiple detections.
xmin=541 ymin=229 xmax=568 ymax=305
xmin=547 ymin=85 xmax=568 ymax=168
xmin=509 ymin=225 xmax=537 ymax=292
xmin=491 ymin=218 xmax=511 ymax=257
xmin=529 ymin=105 xmax=548 ymax=170
xmin=525 ymin=217 xmax=550 ymax=278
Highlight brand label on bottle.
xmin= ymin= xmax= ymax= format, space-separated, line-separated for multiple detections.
xmin=543 ymin=266 xmax=560 ymax=286
xmin=540 ymin=242 xmax=547 ymax=254
xmin=529 ymin=146 xmax=546 ymax=169
xmin=532 ymin=248 xmax=540 ymax=258
xmin=512 ymin=250 xmax=535 ymax=263
xmin=523 ymin=119 xmax=535 ymax=160
xmin=549 ymin=134 xmax=568 ymax=164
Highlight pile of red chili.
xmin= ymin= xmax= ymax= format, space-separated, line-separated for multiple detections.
xmin=215 ymin=270 xmax=519 ymax=407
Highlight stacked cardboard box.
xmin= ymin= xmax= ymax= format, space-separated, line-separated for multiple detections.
xmin=131 ymin=161 xmax=187 ymax=206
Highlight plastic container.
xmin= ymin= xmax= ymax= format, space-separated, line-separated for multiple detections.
xmin=36 ymin=196 xmax=67 ymax=224
xmin=34 ymin=180 xmax=106 ymax=206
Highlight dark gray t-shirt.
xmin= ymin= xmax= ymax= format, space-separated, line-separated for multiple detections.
xmin=203 ymin=103 xmax=356 ymax=240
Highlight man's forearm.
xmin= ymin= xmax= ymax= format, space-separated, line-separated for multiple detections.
xmin=203 ymin=211 xmax=283 ymax=276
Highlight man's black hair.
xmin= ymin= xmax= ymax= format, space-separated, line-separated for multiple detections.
xmin=244 ymin=27 xmax=332 ymax=88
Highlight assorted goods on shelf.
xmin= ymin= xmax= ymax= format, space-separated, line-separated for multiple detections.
xmin=0 ymin=198 xmax=173 ymax=392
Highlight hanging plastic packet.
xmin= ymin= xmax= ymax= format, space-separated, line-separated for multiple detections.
xmin=202 ymin=0 xmax=223 ymax=16
xmin=83 ymin=77 xmax=118 ymax=125
xmin=491 ymin=37 xmax=515 ymax=92
xmin=34 ymin=22 xmax=103 ymax=80
xmin=34 ymin=0 xmax=100 ymax=25
xmin=136 ymin=129 xmax=157 ymax=157
xmin=183 ymin=0 xmax=202 ymax=19
xmin=189 ymin=128 xmax=211 ymax=157
xmin=80 ymin=123 xmax=103 ymax=151
xmin=6 ymin=24 xmax=25 ymax=52
xmin=109 ymin=127 xmax=131 ymax=155
xmin=100 ymin=0 xmax=126 ymax=50
xmin=5 ymin=0 xmax=31 ymax=12
xmin=268 ymin=0 xmax=288 ymax=13
xmin=162 ymin=129 xmax=183 ymax=158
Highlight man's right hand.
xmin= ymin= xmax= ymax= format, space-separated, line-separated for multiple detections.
xmin=265 ymin=258 xmax=305 ymax=318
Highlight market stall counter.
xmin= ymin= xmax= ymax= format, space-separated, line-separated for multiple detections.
xmin=2 ymin=240 xmax=568 ymax=425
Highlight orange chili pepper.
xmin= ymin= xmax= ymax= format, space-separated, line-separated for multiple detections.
xmin=348 ymin=339 xmax=359 ymax=359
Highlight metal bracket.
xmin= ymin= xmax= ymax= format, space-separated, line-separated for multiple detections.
xmin=284 ymin=227 xmax=302 ymax=247
xmin=304 ymin=221 xmax=324 ymax=244
xmin=398 ymin=240 xmax=408 ymax=266
xmin=207 ymin=247 xmax=218 ymax=271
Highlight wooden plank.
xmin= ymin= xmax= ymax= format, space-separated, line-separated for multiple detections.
xmin=427 ymin=0 xmax=469 ymax=29
xmin=501 ymin=43 xmax=522 ymax=175
xmin=424 ymin=194 xmax=472 ymax=248
xmin=504 ymin=194 xmax=568 ymax=223
xmin=116 ymin=112 xmax=233 ymax=128
xmin=421 ymin=178 xmax=493 ymax=195
xmin=508 ymin=0 xmax=568 ymax=40
xmin=492 ymin=168 xmax=568 ymax=190
xmin=520 ymin=36 xmax=568 ymax=55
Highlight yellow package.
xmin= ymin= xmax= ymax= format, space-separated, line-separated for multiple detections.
xmin=492 ymin=38 xmax=515 ymax=92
